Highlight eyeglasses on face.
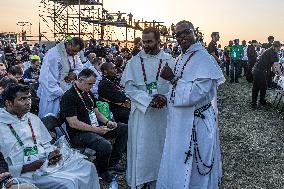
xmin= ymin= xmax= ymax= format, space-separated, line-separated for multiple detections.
xmin=175 ymin=29 xmax=194 ymax=39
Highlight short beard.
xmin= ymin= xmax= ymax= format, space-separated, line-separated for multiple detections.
xmin=144 ymin=43 xmax=160 ymax=55
xmin=181 ymin=39 xmax=196 ymax=53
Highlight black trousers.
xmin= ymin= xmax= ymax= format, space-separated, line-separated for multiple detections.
xmin=225 ymin=61 xmax=230 ymax=76
xmin=111 ymin=107 xmax=130 ymax=124
xmin=70 ymin=123 xmax=128 ymax=173
xmin=252 ymin=69 xmax=267 ymax=105
xmin=239 ymin=60 xmax=248 ymax=77
xmin=246 ymin=60 xmax=256 ymax=83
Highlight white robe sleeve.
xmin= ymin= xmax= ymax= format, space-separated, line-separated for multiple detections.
xmin=73 ymin=55 xmax=84 ymax=76
xmin=40 ymin=54 xmax=64 ymax=101
xmin=173 ymin=78 xmax=216 ymax=107
xmin=124 ymin=80 xmax=153 ymax=114
xmin=8 ymin=163 xmax=23 ymax=178
xmin=47 ymin=64 xmax=64 ymax=101
xmin=38 ymin=119 xmax=56 ymax=155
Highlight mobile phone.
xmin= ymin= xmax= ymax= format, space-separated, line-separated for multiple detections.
xmin=0 ymin=175 xmax=13 ymax=187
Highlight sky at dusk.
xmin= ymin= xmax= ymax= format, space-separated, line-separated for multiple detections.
xmin=0 ymin=0 xmax=284 ymax=46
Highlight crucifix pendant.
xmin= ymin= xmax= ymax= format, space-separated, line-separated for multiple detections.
xmin=184 ymin=150 xmax=192 ymax=164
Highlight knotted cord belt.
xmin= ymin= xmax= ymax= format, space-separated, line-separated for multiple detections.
xmin=194 ymin=103 xmax=212 ymax=119
xmin=184 ymin=102 xmax=215 ymax=176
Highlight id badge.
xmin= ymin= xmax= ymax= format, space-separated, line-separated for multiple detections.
xmin=24 ymin=145 xmax=39 ymax=165
xmin=89 ymin=110 xmax=99 ymax=126
xmin=146 ymin=82 xmax=158 ymax=96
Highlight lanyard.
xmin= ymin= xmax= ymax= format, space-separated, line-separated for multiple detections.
xmin=140 ymin=57 xmax=163 ymax=84
xmin=104 ymin=77 xmax=123 ymax=90
xmin=7 ymin=118 xmax=37 ymax=146
xmin=74 ymin=84 xmax=95 ymax=112
xmin=170 ymin=51 xmax=198 ymax=103
xmin=173 ymin=50 xmax=198 ymax=77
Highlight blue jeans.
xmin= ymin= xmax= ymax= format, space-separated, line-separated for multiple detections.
xmin=230 ymin=59 xmax=240 ymax=81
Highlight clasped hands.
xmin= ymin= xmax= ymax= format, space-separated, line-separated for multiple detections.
xmin=150 ymin=94 xmax=167 ymax=109
xmin=149 ymin=63 xmax=176 ymax=109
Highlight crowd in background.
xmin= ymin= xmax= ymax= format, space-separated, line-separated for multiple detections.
xmin=207 ymin=34 xmax=284 ymax=108
xmin=1 ymin=35 xmax=284 ymax=114
xmin=0 ymin=31 xmax=283 ymax=188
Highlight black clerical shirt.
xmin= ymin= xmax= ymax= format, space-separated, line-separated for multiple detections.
xmin=98 ymin=76 xmax=127 ymax=111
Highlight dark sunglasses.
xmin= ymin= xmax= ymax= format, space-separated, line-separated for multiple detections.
xmin=175 ymin=29 xmax=194 ymax=39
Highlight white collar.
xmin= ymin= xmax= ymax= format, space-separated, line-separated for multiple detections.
xmin=182 ymin=43 xmax=204 ymax=55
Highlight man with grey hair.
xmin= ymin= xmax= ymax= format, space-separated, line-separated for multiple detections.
xmin=60 ymin=68 xmax=127 ymax=182
xmin=157 ymin=20 xmax=224 ymax=189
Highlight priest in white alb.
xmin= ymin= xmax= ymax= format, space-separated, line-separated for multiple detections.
xmin=37 ymin=37 xmax=84 ymax=118
xmin=122 ymin=27 xmax=175 ymax=189
xmin=0 ymin=84 xmax=100 ymax=189
xmin=156 ymin=20 xmax=225 ymax=189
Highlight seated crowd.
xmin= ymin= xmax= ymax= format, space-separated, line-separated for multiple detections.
xmin=0 ymin=37 xmax=134 ymax=188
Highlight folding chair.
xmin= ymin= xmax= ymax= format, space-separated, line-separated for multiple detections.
xmin=41 ymin=114 xmax=96 ymax=162
xmin=41 ymin=113 xmax=70 ymax=144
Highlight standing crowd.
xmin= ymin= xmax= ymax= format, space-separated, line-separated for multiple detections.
xmin=207 ymin=33 xmax=283 ymax=108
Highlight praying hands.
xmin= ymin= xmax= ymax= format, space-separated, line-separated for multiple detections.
xmin=150 ymin=94 xmax=167 ymax=109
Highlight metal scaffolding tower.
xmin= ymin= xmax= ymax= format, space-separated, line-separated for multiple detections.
xmin=39 ymin=0 xmax=103 ymax=41
xmin=38 ymin=0 xmax=175 ymax=43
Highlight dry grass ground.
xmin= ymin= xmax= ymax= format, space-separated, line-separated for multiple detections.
xmin=101 ymin=77 xmax=284 ymax=189
xmin=219 ymin=78 xmax=284 ymax=189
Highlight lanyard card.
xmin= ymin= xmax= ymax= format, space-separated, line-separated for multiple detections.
xmin=89 ymin=110 xmax=99 ymax=126
xmin=146 ymin=82 xmax=158 ymax=96
xmin=24 ymin=145 xmax=39 ymax=165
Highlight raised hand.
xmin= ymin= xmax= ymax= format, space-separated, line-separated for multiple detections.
xmin=160 ymin=63 xmax=175 ymax=81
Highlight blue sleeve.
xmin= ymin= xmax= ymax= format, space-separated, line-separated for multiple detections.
xmin=23 ymin=69 xmax=30 ymax=79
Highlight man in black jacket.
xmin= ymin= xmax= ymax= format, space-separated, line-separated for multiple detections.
xmin=207 ymin=32 xmax=222 ymax=64
xmin=246 ymin=41 xmax=258 ymax=82
xmin=251 ymin=41 xmax=281 ymax=108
